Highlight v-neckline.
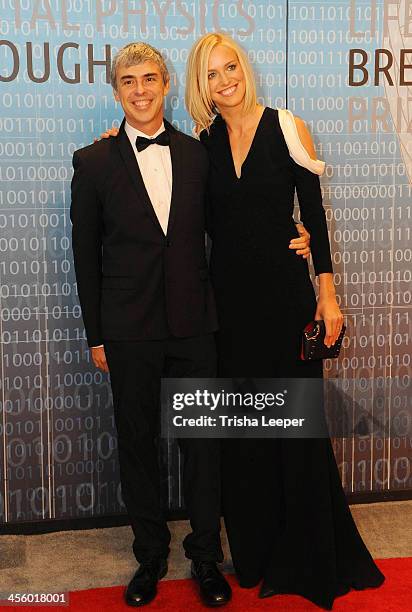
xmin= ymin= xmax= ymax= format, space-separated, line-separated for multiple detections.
xmin=223 ymin=107 xmax=267 ymax=180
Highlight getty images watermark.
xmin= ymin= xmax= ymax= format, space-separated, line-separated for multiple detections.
xmin=172 ymin=386 xmax=303 ymax=429
xmin=162 ymin=378 xmax=327 ymax=438
xmin=161 ymin=378 xmax=411 ymax=438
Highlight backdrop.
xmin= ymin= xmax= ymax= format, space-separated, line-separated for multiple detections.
xmin=0 ymin=0 xmax=411 ymax=526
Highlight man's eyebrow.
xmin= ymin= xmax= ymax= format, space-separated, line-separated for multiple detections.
xmin=208 ymin=60 xmax=237 ymax=72
xmin=120 ymin=72 xmax=158 ymax=80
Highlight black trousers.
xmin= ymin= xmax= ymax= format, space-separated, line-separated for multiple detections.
xmin=105 ymin=334 xmax=223 ymax=563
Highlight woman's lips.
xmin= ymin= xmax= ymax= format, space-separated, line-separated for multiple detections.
xmin=218 ymin=84 xmax=238 ymax=97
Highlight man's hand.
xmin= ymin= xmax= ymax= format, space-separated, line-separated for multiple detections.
xmin=94 ymin=127 xmax=119 ymax=142
xmin=91 ymin=346 xmax=109 ymax=372
xmin=289 ymin=223 xmax=310 ymax=259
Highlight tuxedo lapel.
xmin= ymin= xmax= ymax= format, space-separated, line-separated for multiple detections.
xmin=116 ymin=119 xmax=164 ymax=235
xmin=164 ymin=119 xmax=182 ymax=238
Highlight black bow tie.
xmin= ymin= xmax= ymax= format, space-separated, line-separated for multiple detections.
xmin=135 ymin=130 xmax=170 ymax=152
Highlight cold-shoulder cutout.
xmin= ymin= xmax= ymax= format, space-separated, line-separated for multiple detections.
xmin=277 ymin=108 xmax=325 ymax=176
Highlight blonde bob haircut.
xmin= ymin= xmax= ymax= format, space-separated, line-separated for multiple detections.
xmin=185 ymin=32 xmax=257 ymax=134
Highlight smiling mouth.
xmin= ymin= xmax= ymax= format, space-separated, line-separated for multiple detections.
xmin=219 ymin=84 xmax=237 ymax=97
xmin=131 ymin=99 xmax=152 ymax=108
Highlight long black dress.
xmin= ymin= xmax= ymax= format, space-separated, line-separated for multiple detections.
xmin=199 ymin=107 xmax=384 ymax=609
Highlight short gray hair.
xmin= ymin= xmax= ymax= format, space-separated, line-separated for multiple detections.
xmin=110 ymin=42 xmax=169 ymax=90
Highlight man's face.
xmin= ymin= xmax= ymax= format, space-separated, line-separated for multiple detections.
xmin=114 ymin=61 xmax=170 ymax=135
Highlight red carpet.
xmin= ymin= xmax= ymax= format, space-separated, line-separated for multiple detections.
xmin=2 ymin=558 xmax=410 ymax=611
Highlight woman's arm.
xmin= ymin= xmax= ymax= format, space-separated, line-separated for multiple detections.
xmin=292 ymin=117 xmax=344 ymax=347
xmin=316 ymin=273 xmax=344 ymax=348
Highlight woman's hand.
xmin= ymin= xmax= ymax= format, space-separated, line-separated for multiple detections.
xmin=315 ymin=273 xmax=344 ymax=347
xmin=94 ymin=127 xmax=119 ymax=142
xmin=289 ymin=223 xmax=310 ymax=259
xmin=315 ymin=294 xmax=344 ymax=347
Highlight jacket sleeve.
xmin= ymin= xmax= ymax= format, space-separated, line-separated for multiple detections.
xmin=70 ymin=151 xmax=103 ymax=346
xmin=292 ymin=161 xmax=333 ymax=276
xmin=198 ymin=130 xmax=214 ymax=240
xmin=205 ymin=187 xmax=214 ymax=241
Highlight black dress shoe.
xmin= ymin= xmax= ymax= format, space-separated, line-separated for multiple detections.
xmin=191 ymin=560 xmax=232 ymax=607
xmin=259 ymin=580 xmax=278 ymax=599
xmin=125 ymin=558 xmax=168 ymax=607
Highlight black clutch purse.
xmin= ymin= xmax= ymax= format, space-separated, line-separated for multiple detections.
xmin=300 ymin=319 xmax=346 ymax=361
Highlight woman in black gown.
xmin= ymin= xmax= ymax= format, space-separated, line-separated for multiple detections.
xmin=185 ymin=32 xmax=385 ymax=609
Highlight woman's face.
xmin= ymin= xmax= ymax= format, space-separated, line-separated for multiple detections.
xmin=207 ymin=44 xmax=246 ymax=112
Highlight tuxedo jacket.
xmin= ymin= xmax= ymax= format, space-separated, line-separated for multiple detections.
xmin=70 ymin=118 xmax=218 ymax=347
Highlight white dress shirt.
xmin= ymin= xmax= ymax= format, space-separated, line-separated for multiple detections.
xmin=92 ymin=121 xmax=172 ymax=349
xmin=125 ymin=120 xmax=173 ymax=234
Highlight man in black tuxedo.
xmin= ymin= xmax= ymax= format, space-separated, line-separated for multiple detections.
xmin=70 ymin=42 xmax=231 ymax=608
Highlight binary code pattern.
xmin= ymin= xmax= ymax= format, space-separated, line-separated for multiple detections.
xmin=0 ymin=0 xmax=410 ymax=524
